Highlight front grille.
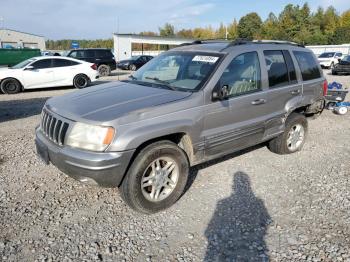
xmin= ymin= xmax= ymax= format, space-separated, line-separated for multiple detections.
xmin=40 ymin=110 xmax=69 ymax=145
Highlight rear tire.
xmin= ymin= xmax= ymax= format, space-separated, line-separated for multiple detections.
xmin=268 ymin=113 xmax=308 ymax=155
xmin=73 ymin=74 xmax=90 ymax=89
xmin=98 ymin=64 xmax=111 ymax=76
xmin=120 ymin=141 xmax=189 ymax=214
xmin=0 ymin=78 xmax=22 ymax=94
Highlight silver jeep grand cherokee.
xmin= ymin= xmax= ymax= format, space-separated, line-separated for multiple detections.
xmin=35 ymin=40 xmax=326 ymax=214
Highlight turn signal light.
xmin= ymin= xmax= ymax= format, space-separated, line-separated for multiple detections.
xmin=323 ymin=80 xmax=328 ymax=96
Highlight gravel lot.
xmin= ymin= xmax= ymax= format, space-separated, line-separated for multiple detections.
xmin=0 ymin=69 xmax=350 ymax=261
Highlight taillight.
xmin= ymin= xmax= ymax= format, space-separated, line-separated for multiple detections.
xmin=91 ymin=64 xmax=97 ymax=70
xmin=323 ymin=79 xmax=328 ymax=96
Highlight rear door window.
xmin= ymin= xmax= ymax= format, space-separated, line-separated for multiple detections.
xmin=264 ymin=50 xmax=289 ymax=88
xmin=53 ymin=59 xmax=73 ymax=67
xmin=85 ymin=50 xmax=95 ymax=57
xmin=282 ymin=50 xmax=297 ymax=84
xmin=293 ymin=51 xmax=321 ymax=81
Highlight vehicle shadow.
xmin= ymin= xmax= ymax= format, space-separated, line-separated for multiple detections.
xmin=204 ymin=171 xmax=271 ymax=261
xmin=0 ymin=97 xmax=49 ymax=123
xmin=109 ymin=70 xmax=131 ymax=77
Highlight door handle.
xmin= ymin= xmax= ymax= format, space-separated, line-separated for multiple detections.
xmin=291 ymin=89 xmax=301 ymax=95
xmin=251 ymin=99 xmax=266 ymax=105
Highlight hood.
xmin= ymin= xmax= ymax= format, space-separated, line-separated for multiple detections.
xmin=318 ymin=57 xmax=332 ymax=61
xmin=0 ymin=68 xmax=21 ymax=78
xmin=339 ymin=60 xmax=350 ymax=65
xmin=46 ymin=81 xmax=192 ymax=123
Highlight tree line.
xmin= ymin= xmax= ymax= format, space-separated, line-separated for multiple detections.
xmin=46 ymin=3 xmax=350 ymax=51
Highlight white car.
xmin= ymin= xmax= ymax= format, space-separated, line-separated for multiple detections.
xmin=0 ymin=56 xmax=99 ymax=94
xmin=318 ymin=52 xmax=343 ymax=69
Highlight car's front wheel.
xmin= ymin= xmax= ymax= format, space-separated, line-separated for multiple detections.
xmin=73 ymin=74 xmax=90 ymax=89
xmin=268 ymin=113 xmax=308 ymax=154
xmin=120 ymin=141 xmax=189 ymax=214
xmin=0 ymin=78 xmax=22 ymax=94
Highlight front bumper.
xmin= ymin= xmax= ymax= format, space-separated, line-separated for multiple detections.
xmin=35 ymin=127 xmax=135 ymax=187
xmin=319 ymin=61 xmax=332 ymax=68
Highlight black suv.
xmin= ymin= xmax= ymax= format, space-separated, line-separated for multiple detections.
xmin=67 ymin=48 xmax=116 ymax=76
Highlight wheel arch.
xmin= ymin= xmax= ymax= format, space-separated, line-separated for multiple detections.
xmin=0 ymin=77 xmax=24 ymax=91
xmin=117 ymin=132 xmax=194 ymax=187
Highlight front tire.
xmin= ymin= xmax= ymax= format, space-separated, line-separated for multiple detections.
xmin=330 ymin=62 xmax=335 ymax=69
xmin=73 ymin=74 xmax=90 ymax=89
xmin=268 ymin=113 xmax=308 ymax=154
xmin=0 ymin=78 xmax=22 ymax=94
xmin=120 ymin=141 xmax=189 ymax=214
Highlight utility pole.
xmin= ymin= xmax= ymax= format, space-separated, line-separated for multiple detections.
xmin=0 ymin=16 xmax=4 ymax=29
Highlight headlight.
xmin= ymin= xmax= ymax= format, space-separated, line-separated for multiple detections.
xmin=66 ymin=123 xmax=115 ymax=151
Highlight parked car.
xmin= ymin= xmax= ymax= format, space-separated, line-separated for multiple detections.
xmin=0 ymin=56 xmax=98 ymax=94
xmin=318 ymin=51 xmax=343 ymax=69
xmin=117 ymin=55 xmax=153 ymax=71
xmin=35 ymin=40 xmax=326 ymax=214
xmin=332 ymin=55 xmax=350 ymax=75
xmin=66 ymin=48 xmax=116 ymax=76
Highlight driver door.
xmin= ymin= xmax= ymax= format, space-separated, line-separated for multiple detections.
xmin=203 ymin=51 xmax=268 ymax=157
xmin=23 ymin=59 xmax=54 ymax=89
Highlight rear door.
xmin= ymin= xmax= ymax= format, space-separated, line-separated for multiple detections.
xmin=52 ymin=58 xmax=80 ymax=86
xmin=23 ymin=59 xmax=54 ymax=88
xmin=261 ymin=49 xmax=302 ymax=138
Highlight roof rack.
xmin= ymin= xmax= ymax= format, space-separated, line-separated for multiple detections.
xmin=226 ymin=39 xmax=305 ymax=48
xmin=178 ymin=39 xmax=229 ymax=47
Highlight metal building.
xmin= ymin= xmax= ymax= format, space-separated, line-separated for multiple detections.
xmin=113 ymin=34 xmax=195 ymax=61
xmin=307 ymin=44 xmax=350 ymax=56
xmin=0 ymin=28 xmax=46 ymax=50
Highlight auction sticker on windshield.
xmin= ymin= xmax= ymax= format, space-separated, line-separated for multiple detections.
xmin=192 ymin=55 xmax=219 ymax=63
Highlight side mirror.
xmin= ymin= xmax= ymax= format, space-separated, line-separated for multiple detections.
xmin=338 ymin=58 xmax=342 ymax=63
xmin=213 ymin=85 xmax=230 ymax=101
xmin=24 ymin=65 xmax=34 ymax=71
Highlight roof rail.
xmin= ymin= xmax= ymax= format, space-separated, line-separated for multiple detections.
xmin=178 ymin=39 xmax=229 ymax=47
xmin=226 ymin=39 xmax=305 ymax=48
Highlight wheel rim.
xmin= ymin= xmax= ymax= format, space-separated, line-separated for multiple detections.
xmin=99 ymin=66 xmax=107 ymax=76
xmin=338 ymin=107 xmax=348 ymax=115
xmin=131 ymin=65 xmax=136 ymax=71
xmin=287 ymin=124 xmax=305 ymax=151
xmin=141 ymin=157 xmax=179 ymax=202
xmin=76 ymin=77 xmax=87 ymax=88
xmin=5 ymin=81 xmax=17 ymax=92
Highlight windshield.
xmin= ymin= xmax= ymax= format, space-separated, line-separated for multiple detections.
xmin=128 ymin=51 xmax=222 ymax=92
xmin=131 ymin=56 xmax=140 ymax=60
xmin=319 ymin=52 xmax=335 ymax=58
xmin=11 ymin=58 xmax=36 ymax=69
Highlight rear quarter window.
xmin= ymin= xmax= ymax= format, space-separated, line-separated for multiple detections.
xmin=293 ymin=51 xmax=321 ymax=81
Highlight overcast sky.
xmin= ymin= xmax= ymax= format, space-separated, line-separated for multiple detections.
xmin=0 ymin=0 xmax=348 ymax=40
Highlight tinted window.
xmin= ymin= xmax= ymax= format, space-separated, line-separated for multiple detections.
xmin=219 ymin=52 xmax=261 ymax=97
xmin=264 ymin=50 xmax=289 ymax=88
xmin=336 ymin=52 xmax=342 ymax=57
xmin=293 ymin=51 xmax=321 ymax=81
xmin=319 ymin=52 xmax=335 ymax=58
xmin=95 ymin=50 xmax=111 ymax=57
xmin=85 ymin=50 xmax=95 ymax=57
xmin=31 ymin=59 xmax=52 ymax=69
xmin=68 ymin=50 xmax=84 ymax=58
xmin=283 ymin=50 xmax=297 ymax=83
xmin=53 ymin=59 xmax=74 ymax=67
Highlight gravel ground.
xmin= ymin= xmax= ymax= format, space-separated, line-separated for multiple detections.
xmin=0 ymin=70 xmax=350 ymax=261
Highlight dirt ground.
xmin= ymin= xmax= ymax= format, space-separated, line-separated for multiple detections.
xmin=0 ymin=69 xmax=350 ymax=261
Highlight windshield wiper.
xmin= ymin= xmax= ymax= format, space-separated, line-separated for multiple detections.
xmin=145 ymin=77 xmax=177 ymax=91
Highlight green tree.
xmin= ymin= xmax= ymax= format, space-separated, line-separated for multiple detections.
xmin=227 ymin=19 xmax=238 ymax=39
xmin=237 ymin=12 xmax=262 ymax=39
xmin=262 ymin=12 xmax=280 ymax=39
xmin=159 ymin=23 xmax=175 ymax=37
